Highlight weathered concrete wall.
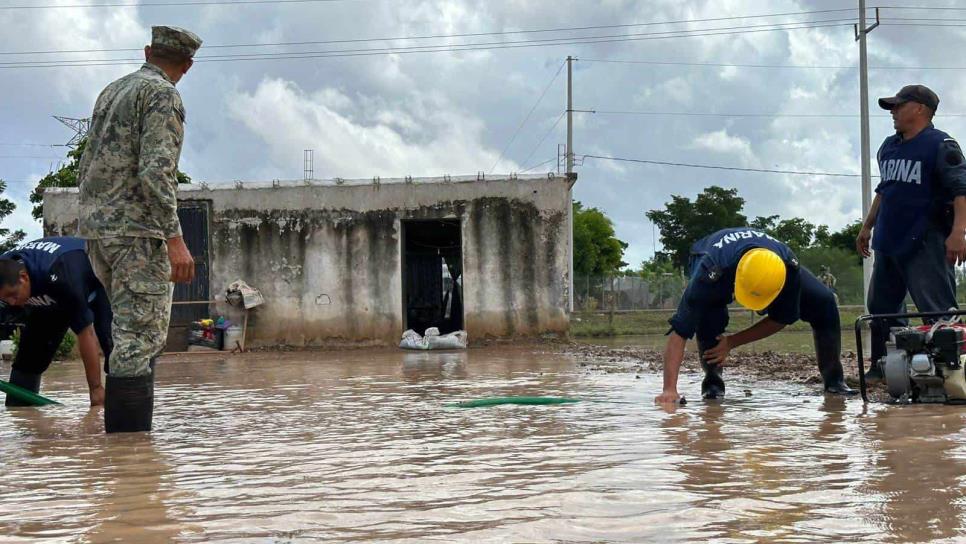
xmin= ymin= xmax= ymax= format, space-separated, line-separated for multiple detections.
xmin=44 ymin=175 xmax=572 ymax=346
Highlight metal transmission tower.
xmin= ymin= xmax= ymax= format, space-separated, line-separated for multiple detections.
xmin=53 ymin=116 xmax=90 ymax=148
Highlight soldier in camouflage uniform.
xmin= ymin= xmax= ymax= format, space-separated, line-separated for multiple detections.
xmin=77 ymin=26 xmax=201 ymax=433
xmin=818 ymin=265 xmax=839 ymax=305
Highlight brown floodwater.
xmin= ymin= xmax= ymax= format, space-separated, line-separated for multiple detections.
xmin=2 ymin=346 xmax=965 ymax=543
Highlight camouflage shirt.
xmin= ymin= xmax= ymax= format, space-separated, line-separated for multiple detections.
xmin=78 ymin=62 xmax=184 ymax=240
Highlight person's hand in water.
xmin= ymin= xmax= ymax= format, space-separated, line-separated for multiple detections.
xmin=655 ymin=391 xmax=686 ymax=405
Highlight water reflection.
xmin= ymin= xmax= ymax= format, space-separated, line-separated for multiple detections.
xmin=0 ymin=407 xmax=191 ymax=543
xmin=863 ymin=406 xmax=966 ymax=543
xmin=1 ymin=350 xmax=966 ymax=542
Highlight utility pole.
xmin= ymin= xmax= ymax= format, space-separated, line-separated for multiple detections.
xmin=856 ymin=2 xmax=879 ymax=309
xmin=566 ymin=55 xmax=576 ymax=313
xmin=566 ymin=55 xmax=574 ymax=175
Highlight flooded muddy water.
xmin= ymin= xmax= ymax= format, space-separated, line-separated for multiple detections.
xmin=2 ymin=347 xmax=965 ymax=543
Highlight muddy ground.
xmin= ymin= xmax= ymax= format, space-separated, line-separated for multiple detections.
xmin=560 ymin=340 xmax=892 ymax=401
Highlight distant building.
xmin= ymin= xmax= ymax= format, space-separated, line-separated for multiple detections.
xmin=44 ymin=174 xmax=574 ymax=349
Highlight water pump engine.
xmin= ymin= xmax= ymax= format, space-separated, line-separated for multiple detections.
xmin=883 ymin=325 xmax=966 ymax=403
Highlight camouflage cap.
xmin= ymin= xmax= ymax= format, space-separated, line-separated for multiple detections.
xmin=151 ymin=26 xmax=202 ymax=58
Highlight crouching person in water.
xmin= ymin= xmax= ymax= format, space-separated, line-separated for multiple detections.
xmin=0 ymin=237 xmax=112 ymax=407
xmin=654 ymin=228 xmax=854 ymax=404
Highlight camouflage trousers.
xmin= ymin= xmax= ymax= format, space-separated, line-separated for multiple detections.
xmin=88 ymin=237 xmax=172 ymax=378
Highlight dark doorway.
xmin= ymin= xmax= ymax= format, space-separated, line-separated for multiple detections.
xmin=166 ymin=201 xmax=212 ymax=352
xmin=402 ymin=220 xmax=463 ymax=335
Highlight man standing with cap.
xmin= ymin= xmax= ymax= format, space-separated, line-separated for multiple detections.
xmin=857 ymin=85 xmax=966 ymax=381
xmin=77 ymin=26 xmax=202 ymax=433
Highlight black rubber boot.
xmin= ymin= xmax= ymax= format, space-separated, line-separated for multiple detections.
xmin=104 ymin=373 xmax=154 ymax=433
xmin=865 ymin=320 xmax=888 ymax=383
xmin=813 ymin=329 xmax=856 ymax=395
xmin=864 ymin=361 xmax=885 ymax=383
xmin=698 ymin=340 xmax=726 ymax=399
xmin=5 ymin=368 xmax=41 ymax=407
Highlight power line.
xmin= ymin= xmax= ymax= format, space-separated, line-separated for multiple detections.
xmin=582 ymin=58 xmax=966 ymax=71
xmin=582 ymin=58 xmax=855 ymax=69
xmin=7 ymin=2 xmax=945 ymax=12
xmin=884 ymin=17 xmax=966 ymax=22
xmin=519 ymin=111 xmax=566 ymax=173
xmin=0 ymin=8 xmax=859 ymax=55
xmin=520 ymin=157 xmax=558 ymax=174
xmin=0 ymin=0 xmax=359 ymax=9
xmin=881 ymin=22 xmax=966 ymax=28
xmin=586 ymin=110 xmax=966 ymax=118
xmin=0 ymin=21 xmax=857 ymax=69
xmin=581 ymin=154 xmax=873 ymax=178
xmin=2 ymin=18 xmax=859 ymax=65
xmin=0 ymin=143 xmax=67 ymax=147
xmin=874 ymin=5 xmax=966 ymax=11
xmin=490 ymin=61 xmax=566 ymax=174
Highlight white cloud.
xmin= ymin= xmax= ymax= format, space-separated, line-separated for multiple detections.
xmin=4 ymin=0 xmax=966 ymax=263
xmin=691 ymin=129 xmax=756 ymax=164
xmin=228 ymin=77 xmax=515 ymax=178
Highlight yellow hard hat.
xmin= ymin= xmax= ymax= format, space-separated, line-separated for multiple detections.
xmin=734 ymin=248 xmax=787 ymax=311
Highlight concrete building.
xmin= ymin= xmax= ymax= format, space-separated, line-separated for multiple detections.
xmin=43 ymin=174 xmax=574 ymax=348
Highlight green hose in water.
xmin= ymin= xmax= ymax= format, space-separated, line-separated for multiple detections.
xmin=0 ymin=380 xmax=61 ymax=406
xmin=447 ymin=396 xmax=583 ymax=408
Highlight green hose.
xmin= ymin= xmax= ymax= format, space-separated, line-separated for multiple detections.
xmin=0 ymin=380 xmax=61 ymax=406
xmin=447 ymin=396 xmax=582 ymax=408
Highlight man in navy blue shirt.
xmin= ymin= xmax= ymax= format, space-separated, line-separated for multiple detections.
xmin=0 ymin=237 xmax=113 ymax=407
xmin=655 ymin=228 xmax=854 ymax=404
xmin=857 ymin=85 xmax=966 ymax=380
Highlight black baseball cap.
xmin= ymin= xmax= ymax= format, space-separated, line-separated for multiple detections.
xmin=878 ymin=84 xmax=940 ymax=111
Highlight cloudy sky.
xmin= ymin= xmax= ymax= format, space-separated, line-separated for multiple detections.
xmin=2 ymin=0 xmax=965 ymax=268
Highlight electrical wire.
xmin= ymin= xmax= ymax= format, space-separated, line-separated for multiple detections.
xmin=519 ymin=111 xmax=566 ymax=172
xmin=582 ymin=57 xmax=966 ymax=71
xmin=586 ymin=110 xmax=966 ymax=118
xmin=0 ymin=20 xmax=857 ymax=69
xmin=0 ymin=8 xmax=861 ymax=55
xmin=490 ymin=61 xmax=565 ymax=174
xmin=581 ymin=154 xmax=875 ymax=178
xmin=0 ymin=0 xmax=360 ymax=9
xmin=520 ymin=157 xmax=558 ymax=174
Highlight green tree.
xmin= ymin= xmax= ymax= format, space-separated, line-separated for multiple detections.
xmin=30 ymin=139 xmax=192 ymax=221
xmin=646 ymin=185 xmax=747 ymax=269
xmin=573 ymin=201 xmax=628 ymax=276
xmin=814 ymin=219 xmax=862 ymax=253
xmin=0 ymin=180 xmax=27 ymax=252
xmin=638 ymin=255 xmax=683 ymax=308
xmin=638 ymin=255 xmax=677 ymax=278
xmin=751 ymin=215 xmax=816 ymax=252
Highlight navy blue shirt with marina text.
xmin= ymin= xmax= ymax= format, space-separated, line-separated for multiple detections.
xmin=1 ymin=237 xmax=106 ymax=333
xmin=668 ymin=228 xmax=801 ymax=340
